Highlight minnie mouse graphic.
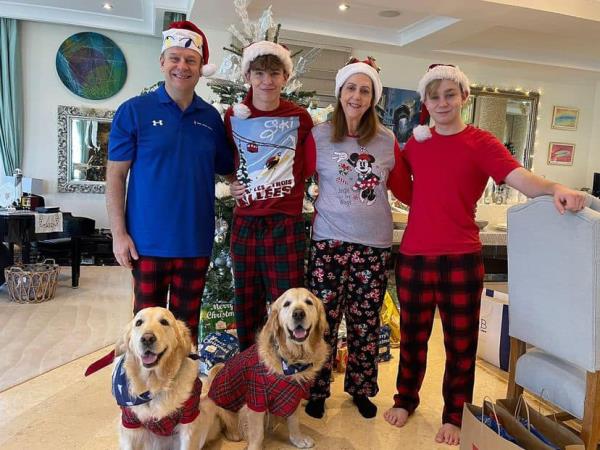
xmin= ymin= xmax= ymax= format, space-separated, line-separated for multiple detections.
xmin=348 ymin=152 xmax=381 ymax=206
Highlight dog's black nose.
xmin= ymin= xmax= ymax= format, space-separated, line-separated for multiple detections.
xmin=292 ymin=309 xmax=306 ymax=321
xmin=141 ymin=333 xmax=156 ymax=346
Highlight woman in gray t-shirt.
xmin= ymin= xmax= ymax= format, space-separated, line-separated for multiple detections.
xmin=303 ymin=58 xmax=412 ymax=419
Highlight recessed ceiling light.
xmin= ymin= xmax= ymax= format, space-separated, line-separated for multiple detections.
xmin=338 ymin=3 xmax=350 ymax=11
xmin=102 ymin=3 xmax=113 ymax=10
xmin=378 ymin=10 xmax=401 ymax=18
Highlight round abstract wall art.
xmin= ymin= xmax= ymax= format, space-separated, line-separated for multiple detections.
xmin=56 ymin=32 xmax=127 ymax=100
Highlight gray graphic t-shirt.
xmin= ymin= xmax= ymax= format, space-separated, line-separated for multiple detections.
xmin=312 ymin=122 xmax=397 ymax=248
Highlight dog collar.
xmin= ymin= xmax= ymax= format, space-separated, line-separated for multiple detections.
xmin=281 ymin=358 xmax=312 ymax=376
xmin=112 ymin=355 xmax=153 ymax=406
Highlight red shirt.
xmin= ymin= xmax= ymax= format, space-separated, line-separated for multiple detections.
xmin=121 ymin=377 xmax=202 ymax=436
xmin=207 ymin=344 xmax=311 ymax=418
xmin=225 ymin=98 xmax=313 ymax=216
xmin=400 ymin=125 xmax=520 ymax=255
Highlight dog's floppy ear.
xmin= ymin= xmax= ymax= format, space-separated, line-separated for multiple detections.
xmin=263 ymin=293 xmax=284 ymax=338
xmin=115 ymin=319 xmax=133 ymax=357
xmin=174 ymin=319 xmax=193 ymax=355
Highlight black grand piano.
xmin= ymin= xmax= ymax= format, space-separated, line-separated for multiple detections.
xmin=0 ymin=212 xmax=95 ymax=287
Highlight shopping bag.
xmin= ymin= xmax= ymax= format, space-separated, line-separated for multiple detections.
xmin=380 ymin=291 xmax=400 ymax=346
xmin=497 ymin=398 xmax=584 ymax=450
xmin=460 ymin=402 xmax=524 ymax=450
xmin=477 ymin=289 xmax=510 ymax=370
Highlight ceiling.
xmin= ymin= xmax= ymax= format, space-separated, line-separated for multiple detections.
xmin=2 ymin=0 xmax=600 ymax=73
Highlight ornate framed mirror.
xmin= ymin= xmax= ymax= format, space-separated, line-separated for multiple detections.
xmin=57 ymin=105 xmax=114 ymax=193
xmin=464 ymin=87 xmax=540 ymax=170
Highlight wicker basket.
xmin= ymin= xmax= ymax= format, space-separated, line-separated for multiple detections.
xmin=4 ymin=259 xmax=61 ymax=303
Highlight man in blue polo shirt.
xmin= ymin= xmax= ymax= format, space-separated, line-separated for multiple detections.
xmin=106 ymin=21 xmax=233 ymax=345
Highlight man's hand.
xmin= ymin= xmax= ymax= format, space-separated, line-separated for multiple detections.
xmin=230 ymin=180 xmax=247 ymax=202
xmin=552 ymin=184 xmax=587 ymax=214
xmin=112 ymin=232 xmax=139 ymax=269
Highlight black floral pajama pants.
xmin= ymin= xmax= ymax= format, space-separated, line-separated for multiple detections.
xmin=307 ymin=239 xmax=391 ymax=399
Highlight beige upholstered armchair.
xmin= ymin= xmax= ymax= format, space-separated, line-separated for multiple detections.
xmin=506 ymin=195 xmax=600 ymax=449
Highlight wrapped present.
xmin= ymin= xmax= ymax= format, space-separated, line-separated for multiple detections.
xmin=198 ymin=302 xmax=236 ymax=340
xmin=198 ymin=331 xmax=239 ymax=375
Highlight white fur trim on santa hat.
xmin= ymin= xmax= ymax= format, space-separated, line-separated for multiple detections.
xmin=233 ymin=103 xmax=251 ymax=119
xmin=335 ymin=62 xmax=383 ymax=104
xmin=241 ymin=41 xmax=293 ymax=76
xmin=417 ymin=65 xmax=470 ymax=101
xmin=412 ymin=124 xmax=432 ymax=142
xmin=162 ymin=28 xmax=203 ymax=57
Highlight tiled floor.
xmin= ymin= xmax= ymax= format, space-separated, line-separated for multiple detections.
xmin=0 ymin=278 xmax=515 ymax=449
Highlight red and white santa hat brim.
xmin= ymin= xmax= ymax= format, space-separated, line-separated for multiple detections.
xmin=241 ymin=41 xmax=293 ymax=75
xmin=412 ymin=64 xmax=471 ymax=142
xmin=416 ymin=64 xmax=470 ymax=101
xmin=335 ymin=62 xmax=383 ymax=104
xmin=161 ymin=22 xmax=216 ymax=77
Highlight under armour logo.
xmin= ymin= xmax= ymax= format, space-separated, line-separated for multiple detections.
xmin=152 ymin=120 xmax=164 ymax=126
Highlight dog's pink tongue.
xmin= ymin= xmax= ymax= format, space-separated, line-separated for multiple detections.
xmin=293 ymin=328 xmax=307 ymax=339
xmin=142 ymin=353 xmax=158 ymax=365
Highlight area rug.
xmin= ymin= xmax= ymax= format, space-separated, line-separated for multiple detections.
xmin=0 ymin=266 xmax=132 ymax=392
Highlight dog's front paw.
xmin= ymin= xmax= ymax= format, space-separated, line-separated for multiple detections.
xmin=289 ymin=433 xmax=315 ymax=448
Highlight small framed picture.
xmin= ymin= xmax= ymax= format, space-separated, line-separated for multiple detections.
xmin=551 ymin=106 xmax=579 ymax=130
xmin=547 ymin=142 xmax=575 ymax=166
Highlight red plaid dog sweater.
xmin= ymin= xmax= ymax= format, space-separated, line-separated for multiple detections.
xmin=208 ymin=344 xmax=311 ymax=418
xmin=121 ymin=377 xmax=202 ymax=436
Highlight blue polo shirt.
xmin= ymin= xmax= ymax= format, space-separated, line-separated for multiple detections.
xmin=109 ymin=85 xmax=234 ymax=257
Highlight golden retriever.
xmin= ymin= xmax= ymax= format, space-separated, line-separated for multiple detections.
xmin=114 ymin=307 xmax=201 ymax=450
xmin=198 ymin=287 xmax=329 ymax=450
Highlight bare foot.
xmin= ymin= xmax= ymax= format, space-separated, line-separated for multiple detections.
xmin=435 ymin=423 xmax=461 ymax=446
xmin=383 ymin=407 xmax=410 ymax=428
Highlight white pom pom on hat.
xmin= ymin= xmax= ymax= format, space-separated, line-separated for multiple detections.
xmin=412 ymin=125 xmax=432 ymax=142
xmin=233 ymin=103 xmax=251 ymax=119
xmin=201 ymin=64 xmax=217 ymax=77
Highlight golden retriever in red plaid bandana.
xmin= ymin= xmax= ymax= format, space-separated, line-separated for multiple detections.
xmin=198 ymin=287 xmax=329 ymax=449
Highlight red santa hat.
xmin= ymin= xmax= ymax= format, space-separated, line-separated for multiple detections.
xmin=412 ymin=63 xmax=471 ymax=142
xmin=335 ymin=56 xmax=383 ymax=104
xmin=241 ymin=41 xmax=294 ymax=76
xmin=161 ymin=21 xmax=216 ymax=77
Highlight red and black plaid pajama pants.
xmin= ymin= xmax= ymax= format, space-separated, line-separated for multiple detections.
xmin=231 ymin=214 xmax=306 ymax=351
xmin=393 ymin=251 xmax=484 ymax=427
xmin=132 ymin=256 xmax=209 ymax=346
xmin=308 ymin=239 xmax=391 ymax=399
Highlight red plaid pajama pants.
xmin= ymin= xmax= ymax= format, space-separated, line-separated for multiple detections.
xmin=231 ymin=214 xmax=306 ymax=351
xmin=393 ymin=251 xmax=484 ymax=426
xmin=132 ymin=255 xmax=209 ymax=346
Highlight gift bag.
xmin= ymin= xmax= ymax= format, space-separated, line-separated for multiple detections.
xmin=198 ymin=331 xmax=239 ymax=375
xmin=460 ymin=402 xmax=524 ymax=450
xmin=477 ymin=288 xmax=510 ymax=370
xmin=380 ymin=291 xmax=400 ymax=347
xmin=198 ymin=302 xmax=236 ymax=340
xmin=497 ymin=398 xmax=584 ymax=450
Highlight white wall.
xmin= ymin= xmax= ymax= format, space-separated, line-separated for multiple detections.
xmin=17 ymin=21 xmax=600 ymax=229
